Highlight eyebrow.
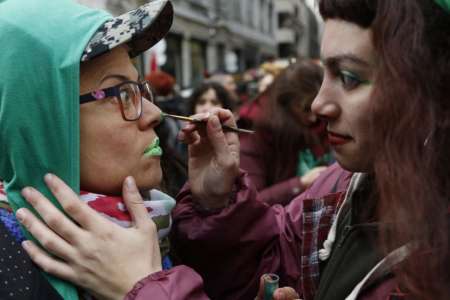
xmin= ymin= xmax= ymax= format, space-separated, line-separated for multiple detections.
xmin=322 ymin=54 xmax=371 ymax=68
xmin=100 ymin=74 xmax=132 ymax=84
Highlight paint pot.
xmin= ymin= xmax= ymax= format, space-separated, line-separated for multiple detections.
xmin=263 ymin=273 xmax=279 ymax=300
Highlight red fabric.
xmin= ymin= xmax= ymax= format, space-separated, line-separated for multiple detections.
xmin=171 ymin=164 xmax=352 ymax=300
xmin=238 ymin=90 xmax=269 ymax=123
xmin=0 ymin=182 xmax=6 ymax=197
xmin=124 ymin=266 xmax=209 ymax=300
xmin=145 ymin=70 xmax=175 ymax=97
xmin=80 ymin=191 xmax=139 ymax=222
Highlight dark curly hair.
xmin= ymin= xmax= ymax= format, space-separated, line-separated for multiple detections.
xmin=187 ymin=82 xmax=235 ymax=115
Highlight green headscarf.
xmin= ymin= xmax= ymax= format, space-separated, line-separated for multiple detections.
xmin=435 ymin=0 xmax=450 ymax=13
xmin=0 ymin=0 xmax=110 ymax=298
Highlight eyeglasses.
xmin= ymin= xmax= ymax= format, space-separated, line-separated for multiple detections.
xmin=79 ymin=80 xmax=154 ymax=121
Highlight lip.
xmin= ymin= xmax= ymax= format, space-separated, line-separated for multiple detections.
xmin=143 ymin=137 xmax=163 ymax=157
xmin=327 ymin=131 xmax=352 ymax=146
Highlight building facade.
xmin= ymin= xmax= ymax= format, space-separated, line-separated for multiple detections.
xmin=166 ymin=0 xmax=278 ymax=88
xmin=274 ymin=0 xmax=322 ymax=59
xmin=76 ymin=0 xmax=321 ymax=88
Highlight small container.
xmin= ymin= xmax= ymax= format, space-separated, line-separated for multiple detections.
xmin=263 ymin=273 xmax=280 ymax=300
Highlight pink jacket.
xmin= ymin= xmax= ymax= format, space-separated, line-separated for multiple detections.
xmin=125 ymin=164 xmax=401 ymax=300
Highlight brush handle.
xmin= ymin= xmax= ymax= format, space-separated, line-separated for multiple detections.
xmin=162 ymin=113 xmax=254 ymax=134
xmin=221 ymin=124 xmax=254 ymax=134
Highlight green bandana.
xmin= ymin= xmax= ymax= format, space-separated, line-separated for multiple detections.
xmin=435 ymin=0 xmax=450 ymax=13
xmin=0 ymin=0 xmax=110 ymax=299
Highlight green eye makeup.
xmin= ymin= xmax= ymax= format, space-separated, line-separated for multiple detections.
xmin=340 ymin=70 xmax=372 ymax=86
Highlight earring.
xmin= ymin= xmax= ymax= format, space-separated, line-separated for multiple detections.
xmin=423 ymin=131 xmax=433 ymax=146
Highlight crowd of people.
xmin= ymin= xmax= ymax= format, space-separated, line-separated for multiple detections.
xmin=145 ymin=58 xmax=334 ymax=202
xmin=0 ymin=0 xmax=449 ymax=300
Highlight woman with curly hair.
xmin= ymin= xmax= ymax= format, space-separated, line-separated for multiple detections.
xmin=240 ymin=60 xmax=334 ymax=206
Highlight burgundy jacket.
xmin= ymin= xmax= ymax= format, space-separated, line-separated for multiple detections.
xmin=124 ymin=164 xmax=401 ymax=300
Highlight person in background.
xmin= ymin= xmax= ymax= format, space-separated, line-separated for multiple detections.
xmin=146 ymin=70 xmax=186 ymax=116
xmin=240 ymin=60 xmax=333 ymax=206
xmin=208 ymin=73 xmax=238 ymax=102
xmin=207 ymin=72 xmax=242 ymax=118
xmin=187 ymin=81 xmax=235 ymax=115
xmin=146 ymin=70 xmax=188 ymax=194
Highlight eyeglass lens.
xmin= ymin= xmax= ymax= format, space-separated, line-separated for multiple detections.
xmin=119 ymin=83 xmax=142 ymax=121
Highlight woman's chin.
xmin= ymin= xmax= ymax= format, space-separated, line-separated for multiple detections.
xmin=136 ymin=169 xmax=163 ymax=191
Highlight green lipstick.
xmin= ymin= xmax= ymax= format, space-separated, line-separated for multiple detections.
xmin=144 ymin=137 xmax=163 ymax=157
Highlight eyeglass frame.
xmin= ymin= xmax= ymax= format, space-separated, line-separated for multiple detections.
xmin=79 ymin=80 xmax=154 ymax=121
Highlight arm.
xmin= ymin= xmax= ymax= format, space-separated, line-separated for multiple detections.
xmin=256 ymin=177 xmax=304 ymax=206
xmin=171 ymin=163 xmax=352 ymax=300
xmin=171 ymin=172 xmax=306 ymax=300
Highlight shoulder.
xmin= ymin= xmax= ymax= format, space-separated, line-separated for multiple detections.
xmin=303 ymin=163 xmax=352 ymax=199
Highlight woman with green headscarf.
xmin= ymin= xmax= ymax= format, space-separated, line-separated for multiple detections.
xmin=0 ymin=0 xmax=232 ymax=299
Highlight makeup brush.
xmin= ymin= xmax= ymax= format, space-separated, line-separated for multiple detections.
xmin=162 ymin=113 xmax=254 ymax=134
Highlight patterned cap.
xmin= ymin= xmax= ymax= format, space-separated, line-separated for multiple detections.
xmin=81 ymin=0 xmax=173 ymax=62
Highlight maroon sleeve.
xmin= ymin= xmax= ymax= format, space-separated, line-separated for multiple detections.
xmin=171 ymin=172 xmax=305 ymax=300
xmin=124 ymin=266 xmax=209 ymax=300
xmin=257 ymin=177 xmax=304 ymax=205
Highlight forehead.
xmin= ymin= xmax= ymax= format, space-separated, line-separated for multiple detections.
xmin=321 ymin=19 xmax=375 ymax=63
xmin=80 ymin=46 xmax=138 ymax=82
xmin=200 ymin=88 xmax=217 ymax=99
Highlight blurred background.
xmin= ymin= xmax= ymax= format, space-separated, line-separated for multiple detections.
xmin=76 ymin=0 xmax=322 ymax=93
xmin=76 ymin=0 xmax=330 ymax=198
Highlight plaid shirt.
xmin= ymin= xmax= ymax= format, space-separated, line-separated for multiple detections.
xmin=300 ymin=191 xmax=346 ymax=300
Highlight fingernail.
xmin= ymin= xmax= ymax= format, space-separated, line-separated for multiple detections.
xmin=16 ymin=209 xmax=25 ymax=223
xmin=44 ymin=173 xmax=54 ymax=184
xmin=126 ymin=176 xmax=137 ymax=191
xmin=21 ymin=240 xmax=30 ymax=250
xmin=21 ymin=187 xmax=30 ymax=198
xmin=197 ymin=112 xmax=210 ymax=121
xmin=21 ymin=187 xmax=35 ymax=198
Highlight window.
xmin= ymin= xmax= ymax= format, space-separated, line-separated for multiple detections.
xmin=278 ymin=12 xmax=291 ymax=28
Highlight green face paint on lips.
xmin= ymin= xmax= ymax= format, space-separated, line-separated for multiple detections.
xmin=144 ymin=137 xmax=163 ymax=157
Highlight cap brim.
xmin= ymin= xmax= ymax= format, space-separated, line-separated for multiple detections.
xmin=81 ymin=0 xmax=173 ymax=62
